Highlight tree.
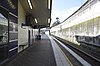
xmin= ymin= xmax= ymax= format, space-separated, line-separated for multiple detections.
xmin=51 ymin=17 xmax=60 ymax=27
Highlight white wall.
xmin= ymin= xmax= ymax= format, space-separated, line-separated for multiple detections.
xmin=18 ymin=0 xmax=28 ymax=52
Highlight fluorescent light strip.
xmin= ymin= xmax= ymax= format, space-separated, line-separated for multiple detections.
xmin=48 ymin=18 xmax=50 ymax=23
xmin=35 ymin=18 xmax=38 ymax=23
xmin=48 ymin=0 xmax=50 ymax=9
xmin=28 ymin=0 xmax=32 ymax=9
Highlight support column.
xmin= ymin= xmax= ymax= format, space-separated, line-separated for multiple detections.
xmin=38 ymin=28 xmax=40 ymax=35
xmin=37 ymin=28 xmax=41 ymax=40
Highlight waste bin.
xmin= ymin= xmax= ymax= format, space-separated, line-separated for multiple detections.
xmin=36 ymin=35 xmax=41 ymax=40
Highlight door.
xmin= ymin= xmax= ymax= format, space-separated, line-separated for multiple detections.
xmin=28 ymin=30 xmax=30 ymax=46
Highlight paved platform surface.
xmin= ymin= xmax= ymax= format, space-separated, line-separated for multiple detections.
xmin=4 ymin=34 xmax=56 ymax=66
xmin=48 ymin=35 xmax=71 ymax=66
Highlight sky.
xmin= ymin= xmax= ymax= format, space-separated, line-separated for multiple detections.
xmin=51 ymin=0 xmax=87 ymax=26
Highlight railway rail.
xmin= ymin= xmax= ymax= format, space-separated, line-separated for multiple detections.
xmin=53 ymin=36 xmax=100 ymax=66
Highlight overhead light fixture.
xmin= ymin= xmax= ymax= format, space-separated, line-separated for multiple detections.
xmin=28 ymin=0 xmax=33 ymax=9
xmin=35 ymin=18 xmax=38 ymax=23
xmin=7 ymin=0 xmax=16 ymax=9
xmin=48 ymin=0 xmax=50 ymax=9
xmin=48 ymin=18 xmax=50 ymax=23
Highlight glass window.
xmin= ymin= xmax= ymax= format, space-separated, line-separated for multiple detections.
xmin=0 ymin=13 xmax=8 ymax=45
xmin=9 ymin=14 xmax=18 ymax=41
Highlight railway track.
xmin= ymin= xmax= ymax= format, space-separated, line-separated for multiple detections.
xmin=53 ymin=36 xmax=100 ymax=66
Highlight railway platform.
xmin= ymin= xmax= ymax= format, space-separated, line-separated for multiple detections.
xmin=2 ymin=34 xmax=71 ymax=66
xmin=1 ymin=0 xmax=100 ymax=66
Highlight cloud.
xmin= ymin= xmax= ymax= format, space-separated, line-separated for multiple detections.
xmin=51 ymin=7 xmax=79 ymax=26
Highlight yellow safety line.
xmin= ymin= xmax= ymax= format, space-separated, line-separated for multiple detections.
xmin=52 ymin=36 xmax=73 ymax=66
xmin=59 ymin=46 xmax=73 ymax=66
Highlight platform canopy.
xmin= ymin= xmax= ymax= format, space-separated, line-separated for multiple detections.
xmin=19 ymin=0 xmax=52 ymax=28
